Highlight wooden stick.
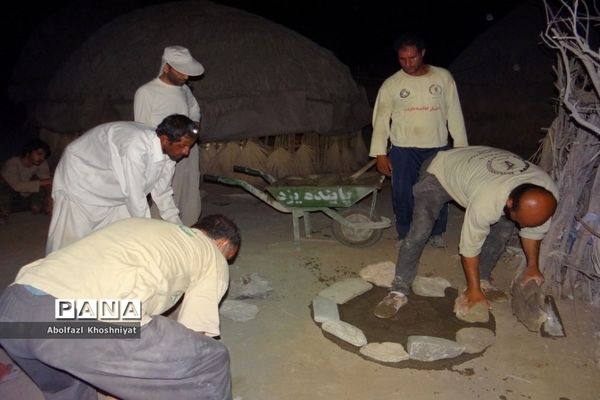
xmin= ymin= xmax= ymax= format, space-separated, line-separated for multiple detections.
xmin=350 ymin=159 xmax=377 ymax=180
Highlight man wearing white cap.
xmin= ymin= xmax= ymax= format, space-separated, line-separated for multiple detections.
xmin=134 ymin=45 xmax=205 ymax=226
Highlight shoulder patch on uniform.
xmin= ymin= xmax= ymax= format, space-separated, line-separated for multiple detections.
xmin=178 ymin=224 xmax=195 ymax=237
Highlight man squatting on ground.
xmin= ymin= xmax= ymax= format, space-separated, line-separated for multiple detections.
xmin=374 ymin=146 xmax=559 ymax=319
xmin=46 ymin=114 xmax=198 ymax=254
xmin=370 ymin=32 xmax=468 ymax=248
xmin=0 ymin=215 xmax=240 ymax=399
xmin=0 ymin=139 xmax=53 ymax=223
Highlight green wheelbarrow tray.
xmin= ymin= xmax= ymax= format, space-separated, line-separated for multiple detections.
xmin=204 ymin=165 xmax=392 ymax=247
xmin=266 ymin=172 xmax=385 ymax=208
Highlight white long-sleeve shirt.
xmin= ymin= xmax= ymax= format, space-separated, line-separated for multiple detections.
xmin=370 ymin=66 xmax=468 ymax=156
xmin=134 ymin=78 xmax=202 ymax=226
xmin=53 ymin=121 xmax=180 ymax=222
xmin=134 ymin=78 xmax=201 ymax=127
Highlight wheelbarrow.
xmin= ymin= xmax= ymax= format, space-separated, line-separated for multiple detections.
xmin=204 ymin=163 xmax=391 ymax=247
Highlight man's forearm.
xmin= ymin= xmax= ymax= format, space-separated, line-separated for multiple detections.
xmin=519 ymin=237 xmax=544 ymax=284
xmin=461 ymin=254 xmax=481 ymax=290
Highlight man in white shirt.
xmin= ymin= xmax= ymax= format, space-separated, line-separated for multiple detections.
xmin=374 ymin=146 xmax=558 ymax=320
xmin=134 ymin=45 xmax=204 ymax=226
xmin=46 ymin=114 xmax=198 ymax=254
xmin=0 ymin=215 xmax=240 ymax=399
xmin=370 ymin=32 xmax=468 ymax=248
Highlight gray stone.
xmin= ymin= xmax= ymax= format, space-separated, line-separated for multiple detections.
xmin=321 ymin=320 xmax=367 ymax=347
xmin=318 ymin=278 xmax=373 ymax=304
xmin=456 ymin=327 xmax=496 ymax=353
xmin=228 ymin=272 xmax=273 ymax=299
xmin=359 ymin=342 xmax=409 ymax=363
xmin=312 ymin=295 xmax=340 ymax=323
xmin=219 ymin=300 xmax=259 ymax=322
xmin=359 ymin=261 xmax=395 ymax=288
xmin=411 ymin=276 xmax=452 ymax=297
xmin=407 ymin=336 xmax=465 ymax=362
xmin=454 ymin=298 xmax=490 ymax=323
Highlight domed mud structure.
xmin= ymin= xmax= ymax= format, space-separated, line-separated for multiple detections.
xmin=14 ymin=0 xmax=370 ymax=143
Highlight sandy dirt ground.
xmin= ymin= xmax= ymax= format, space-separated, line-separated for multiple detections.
xmin=0 ymin=181 xmax=599 ymax=400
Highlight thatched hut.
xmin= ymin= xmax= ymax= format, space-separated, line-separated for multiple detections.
xmin=9 ymin=1 xmax=371 ymax=176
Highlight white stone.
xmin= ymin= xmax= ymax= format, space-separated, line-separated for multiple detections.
xmin=411 ymin=276 xmax=452 ymax=297
xmin=318 ymin=278 xmax=372 ymax=304
xmin=312 ymin=295 xmax=340 ymax=323
xmin=456 ymin=327 xmax=495 ymax=354
xmin=359 ymin=261 xmax=395 ymax=288
xmin=407 ymin=336 xmax=465 ymax=361
xmin=219 ymin=300 xmax=259 ymax=322
xmin=321 ymin=320 xmax=367 ymax=347
xmin=228 ymin=272 xmax=273 ymax=299
xmin=360 ymin=342 xmax=409 ymax=363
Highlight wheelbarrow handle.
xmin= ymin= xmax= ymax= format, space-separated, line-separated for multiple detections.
xmin=203 ymin=174 xmax=221 ymax=183
xmin=233 ymin=166 xmax=276 ymax=184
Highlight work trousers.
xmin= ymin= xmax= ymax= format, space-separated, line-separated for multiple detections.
xmin=389 ymin=145 xmax=448 ymax=239
xmin=0 ymin=284 xmax=232 ymax=400
xmin=391 ymin=165 xmax=516 ymax=294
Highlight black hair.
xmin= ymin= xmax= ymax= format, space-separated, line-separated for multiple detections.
xmin=393 ymin=32 xmax=426 ymax=52
xmin=21 ymin=138 xmax=51 ymax=159
xmin=193 ymin=214 xmax=241 ymax=249
xmin=508 ymin=183 xmax=548 ymax=212
xmin=156 ymin=114 xmax=199 ymax=142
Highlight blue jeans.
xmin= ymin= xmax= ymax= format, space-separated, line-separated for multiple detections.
xmin=389 ymin=145 xmax=448 ymax=239
xmin=391 ymin=166 xmax=516 ymax=294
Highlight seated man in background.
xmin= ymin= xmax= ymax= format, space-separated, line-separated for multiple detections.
xmin=0 ymin=139 xmax=53 ymax=224
xmin=374 ymin=146 xmax=558 ymax=320
xmin=0 ymin=214 xmax=241 ymax=399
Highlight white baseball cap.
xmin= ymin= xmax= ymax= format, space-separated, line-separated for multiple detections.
xmin=162 ymin=46 xmax=205 ymax=76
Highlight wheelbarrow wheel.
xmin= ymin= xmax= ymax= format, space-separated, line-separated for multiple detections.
xmin=332 ymin=207 xmax=383 ymax=247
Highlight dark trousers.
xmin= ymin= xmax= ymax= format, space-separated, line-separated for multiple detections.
xmin=391 ymin=166 xmax=516 ymax=294
xmin=389 ymin=145 xmax=448 ymax=239
xmin=0 ymin=284 xmax=232 ymax=400
xmin=0 ymin=180 xmax=48 ymax=217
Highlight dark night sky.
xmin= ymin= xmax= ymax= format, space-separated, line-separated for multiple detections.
xmin=0 ymin=0 xmax=528 ymax=120
xmin=2 ymin=0 xmax=527 ymax=77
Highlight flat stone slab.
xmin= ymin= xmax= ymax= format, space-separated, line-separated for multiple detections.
xmin=312 ymin=295 xmax=340 ymax=323
xmin=359 ymin=261 xmax=395 ymax=288
xmin=319 ymin=278 xmax=373 ymax=304
xmin=454 ymin=300 xmax=490 ymax=323
xmin=219 ymin=300 xmax=259 ymax=322
xmin=228 ymin=272 xmax=273 ymax=299
xmin=321 ymin=320 xmax=367 ymax=347
xmin=412 ymin=276 xmax=452 ymax=297
xmin=407 ymin=335 xmax=465 ymax=362
xmin=360 ymin=342 xmax=410 ymax=363
xmin=456 ymin=327 xmax=496 ymax=354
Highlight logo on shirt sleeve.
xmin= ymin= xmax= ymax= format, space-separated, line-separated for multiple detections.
xmin=429 ymin=84 xmax=442 ymax=96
